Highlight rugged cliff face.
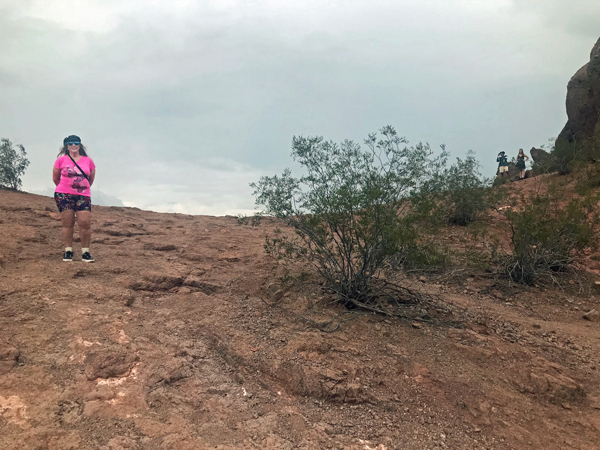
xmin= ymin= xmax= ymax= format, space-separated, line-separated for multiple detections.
xmin=556 ymin=38 xmax=600 ymax=149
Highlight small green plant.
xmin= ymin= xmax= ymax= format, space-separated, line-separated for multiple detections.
xmin=550 ymin=135 xmax=599 ymax=175
xmin=0 ymin=138 xmax=30 ymax=190
xmin=236 ymin=213 xmax=263 ymax=226
xmin=251 ymin=126 xmax=447 ymax=309
xmin=236 ymin=214 xmax=249 ymax=225
xmin=390 ymin=242 xmax=451 ymax=273
xmin=415 ymin=152 xmax=491 ymax=226
xmin=502 ymin=187 xmax=598 ymax=284
xmin=574 ymin=162 xmax=600 ymax=196
xmin=492 ymin=176 xmax=509 ymax=187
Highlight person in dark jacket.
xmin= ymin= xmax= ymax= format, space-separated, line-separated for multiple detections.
xmin=497 ymin=151 xmax=509 ymax=178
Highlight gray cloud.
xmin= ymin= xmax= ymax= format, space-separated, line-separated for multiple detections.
xmin=511 ymin=0 xmax=600 ymax=38
xmin=1 ymin=1 xmax=597 ymax=214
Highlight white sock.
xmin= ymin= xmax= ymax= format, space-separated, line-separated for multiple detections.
xmin=65 ymin=247 xmax=73 ymax=252
xmin=82 ymin=247 xmax=89 ymax=254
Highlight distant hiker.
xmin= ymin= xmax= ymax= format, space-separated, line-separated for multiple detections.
xmin=516 ymin=148 xmax=529 ymax=179
xmin=497 ymin=151 xmax=509 ymax=177
xmin=52 ymin=135 xmax=96 ymax=263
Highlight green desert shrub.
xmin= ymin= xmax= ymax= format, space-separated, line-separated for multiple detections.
xmin=415 ymin=152 xmax=491 ymax=226
xmin=492 ymin=176 xmax=509 ymax=187
xmin=574 ymin=161 xmax=600 ymax=196
xmin=251 ymin=126 xmax=448 ymax=308
xmin=550 ymin=136 xmax=599 ymax=175
xmin=390 ymin=242 xmax=451 ymax=273
xmin=503 ymin=189 xmax=598 ymax=285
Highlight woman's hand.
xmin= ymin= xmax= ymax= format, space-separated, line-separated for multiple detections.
xmin=52 ymin=167 xmax=61 ymax=186
xmin=88 ymin=169 xmax=96 ymax=187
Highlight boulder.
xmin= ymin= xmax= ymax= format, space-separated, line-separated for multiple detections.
xmin=582 ymin=309 xmax=600 ymax=322
xmin=556 ymin=38 xmax=600 ymax=150
xmin=507 ymin=162 xmax=520 ymax=180
xmin=84 ymin=349 xmax=138 ymax=380
xmin=530 ymin=147 xmax=555 ymax=172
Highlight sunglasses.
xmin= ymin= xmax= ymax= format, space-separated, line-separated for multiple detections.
xmin=67 ymin=142 xmax=81 ymax=146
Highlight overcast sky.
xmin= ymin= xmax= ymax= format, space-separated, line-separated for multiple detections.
xmin=1 ymin=0 xmax=599 ymax=215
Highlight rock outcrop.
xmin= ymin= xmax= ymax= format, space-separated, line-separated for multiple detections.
xmin=530 ymin=147 xmax=554 ymax=171
xmin=556 ymin=38 xmax=600 ymax=149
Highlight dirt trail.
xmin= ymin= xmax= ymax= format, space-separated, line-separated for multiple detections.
xmin=1 ymin=190 xmax=600 ymax=450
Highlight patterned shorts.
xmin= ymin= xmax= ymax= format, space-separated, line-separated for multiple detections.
xmin=54 ymin=192 xmax=92 ymax=212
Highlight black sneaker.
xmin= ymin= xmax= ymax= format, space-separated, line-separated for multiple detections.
xmin=82 ymin=252 xmax=95 ymax=263
xmin=63 ymin=250 xmax=74 ymax=262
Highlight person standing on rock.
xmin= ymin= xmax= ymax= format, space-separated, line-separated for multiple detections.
xmin=516 ymin=148 xmax=529 ymax=180
xmin=52 ymin=135 xmax=96 ymax=262
xmin=497 ymin=151 xmax=509 ymax=178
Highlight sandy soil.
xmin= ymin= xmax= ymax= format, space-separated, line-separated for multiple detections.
xmin=1 ymin=189 xmax=600 ymax=450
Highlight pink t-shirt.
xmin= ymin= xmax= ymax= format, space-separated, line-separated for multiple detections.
xmin=54 ymin=155 xmax=96 ymax=197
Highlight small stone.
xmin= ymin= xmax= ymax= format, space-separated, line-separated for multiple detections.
xmin=419 ymin=276 xmax=426 ymax=282
xmin=532 ymin=324 xmax=541 ymax=329
xmin=491 ymin=289 xmax=503 ymax=299
xmin=0 ymin=344 xmax=20 ymax=362
xmin=589 ymin=396 xmax=600 ymax=410
xmin=582 ymin=309 xmax=600 ymax=322
xmin=569 ymin=279 xmax=575 ymax=285
xmin=411 ymin=322 xmax=422 ymax=329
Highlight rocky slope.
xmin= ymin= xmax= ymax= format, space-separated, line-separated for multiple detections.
xmin=1 ymin=189 xmax=600 ymax=450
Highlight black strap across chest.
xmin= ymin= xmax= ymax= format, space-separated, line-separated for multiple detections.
xmin=68 ymin=155 xmax=90 ymax=181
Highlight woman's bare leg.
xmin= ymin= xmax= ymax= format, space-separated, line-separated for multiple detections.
xmin=61 ymin=210 xmax=75 ymax=248
xmin=77 ymin=211 xmax=92 ymax=248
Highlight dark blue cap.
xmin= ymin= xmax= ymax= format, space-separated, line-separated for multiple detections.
xmin=63 ymin=135 xmax=81 ymax=145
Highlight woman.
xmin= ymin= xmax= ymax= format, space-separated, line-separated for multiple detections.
xmin=52 ymin=135 xmax=96 ymax=262
xmin=516 ymin=148 xmax=529 ymax=180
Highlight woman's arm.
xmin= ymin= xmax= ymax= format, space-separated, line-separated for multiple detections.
xmin=88 ymin=169 xmax=95 ymax=187
xmin=52 ymin=167 xmax=61 ymax=186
